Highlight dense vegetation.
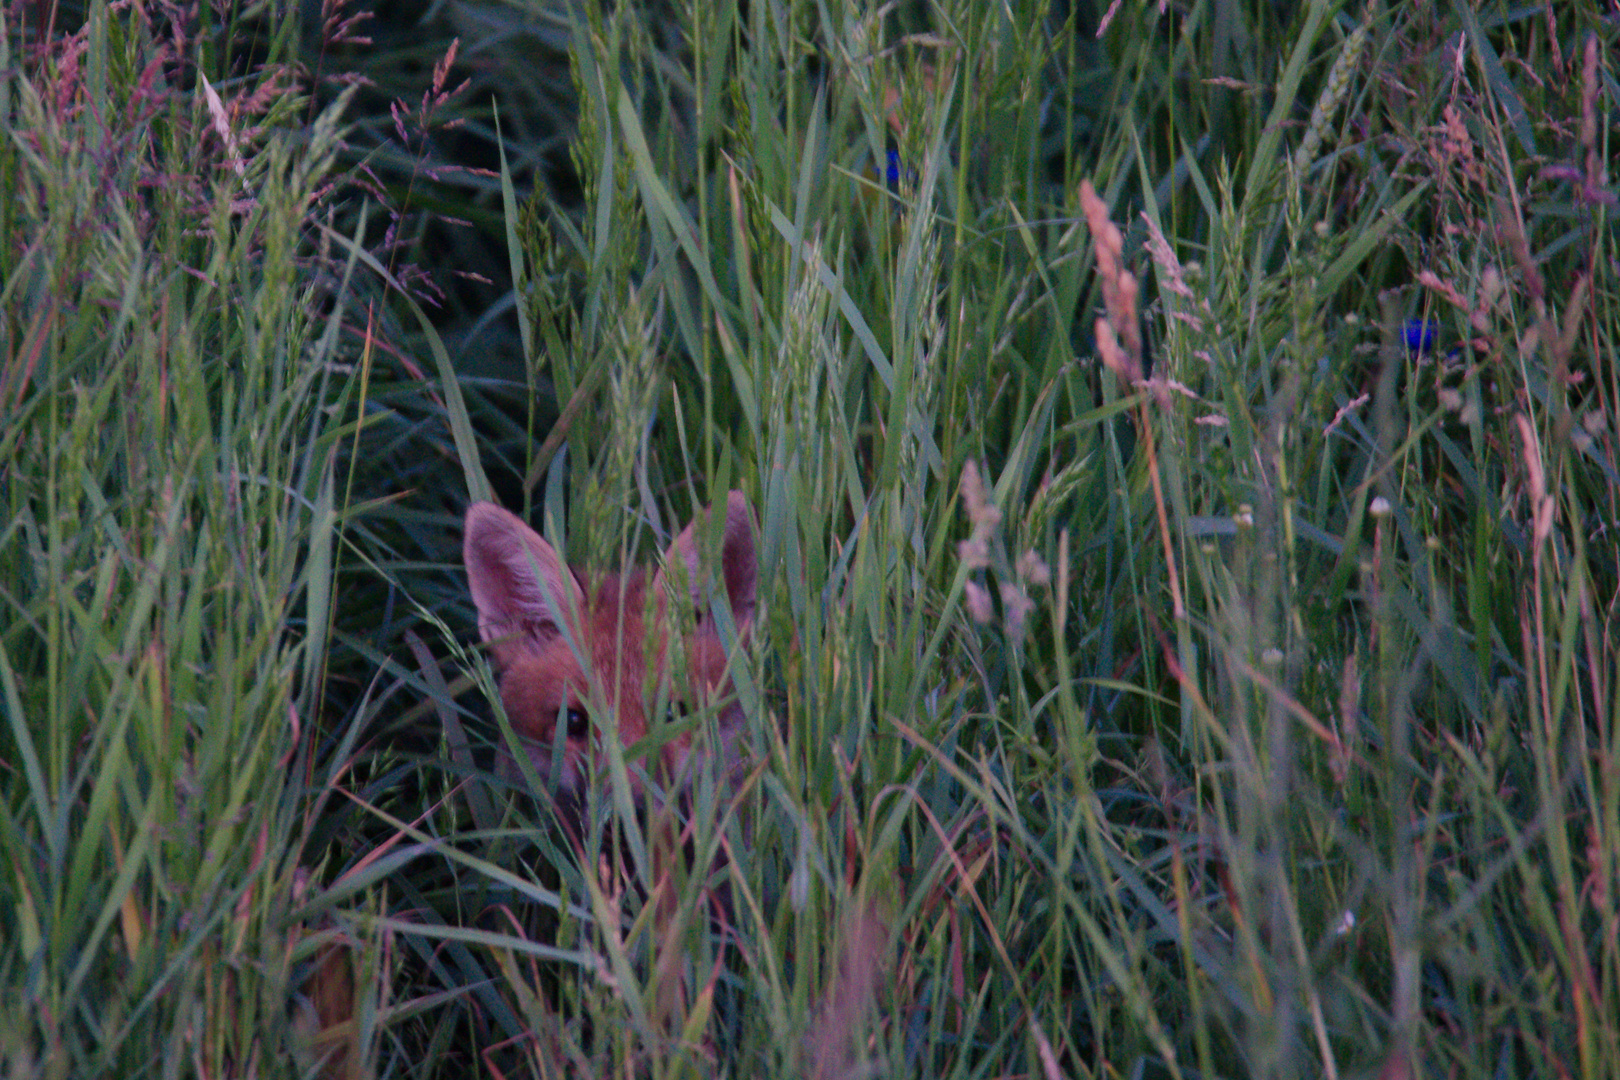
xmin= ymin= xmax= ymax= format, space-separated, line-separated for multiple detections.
xmin=2 ymin=0 xmax=1615 ymax=1076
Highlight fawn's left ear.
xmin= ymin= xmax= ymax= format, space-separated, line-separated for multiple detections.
xmin=656 ymin=491 xmax=757 ymax=634
xmin=463 ymin=501 xmax=585 ymax=666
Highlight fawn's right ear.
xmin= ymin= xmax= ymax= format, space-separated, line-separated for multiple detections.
xmin=463 ymin=502 xmax=583 ymax=666
xmin=656 ymin=490 xmax=758 ymax=635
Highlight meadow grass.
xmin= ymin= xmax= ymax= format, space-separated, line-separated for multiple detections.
xmin=1 ymin=0 xmax=1615 ymax=1077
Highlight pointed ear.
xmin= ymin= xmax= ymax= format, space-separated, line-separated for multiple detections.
xmin=463 ymin=502 xmax=583 ymax=664
xmin=655 ymin=491 xmax=757 ymax=633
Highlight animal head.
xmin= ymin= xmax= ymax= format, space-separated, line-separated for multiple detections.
xmin=463 ymin=493 xmax=757 ymax=811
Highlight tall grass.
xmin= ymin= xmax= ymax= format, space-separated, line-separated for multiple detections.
xmin=0 ymin=4 xmax=376 ymax=1075
xmin=2 ymin=0 xmax=1615 ymax=1077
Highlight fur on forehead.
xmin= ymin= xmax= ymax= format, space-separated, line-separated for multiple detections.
xmin=463 ymin=492 xmax=757 ymax=661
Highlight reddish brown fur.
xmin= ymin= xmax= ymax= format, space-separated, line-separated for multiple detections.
xmin=463 ymin=494 xmax=756 ymax=818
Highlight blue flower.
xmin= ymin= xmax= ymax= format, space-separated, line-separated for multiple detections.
xmin=1404 ymin=318 xmax=1439 ymax=356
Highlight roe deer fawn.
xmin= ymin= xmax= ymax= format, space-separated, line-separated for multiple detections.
xmin=463 ymin=492 xmax=757 ymax=830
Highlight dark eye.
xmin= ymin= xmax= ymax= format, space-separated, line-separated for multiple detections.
xmin=564 ymin=706 xmax=590 ymax=740
xmin=666 ymin=701 xmax=690 ymax=724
